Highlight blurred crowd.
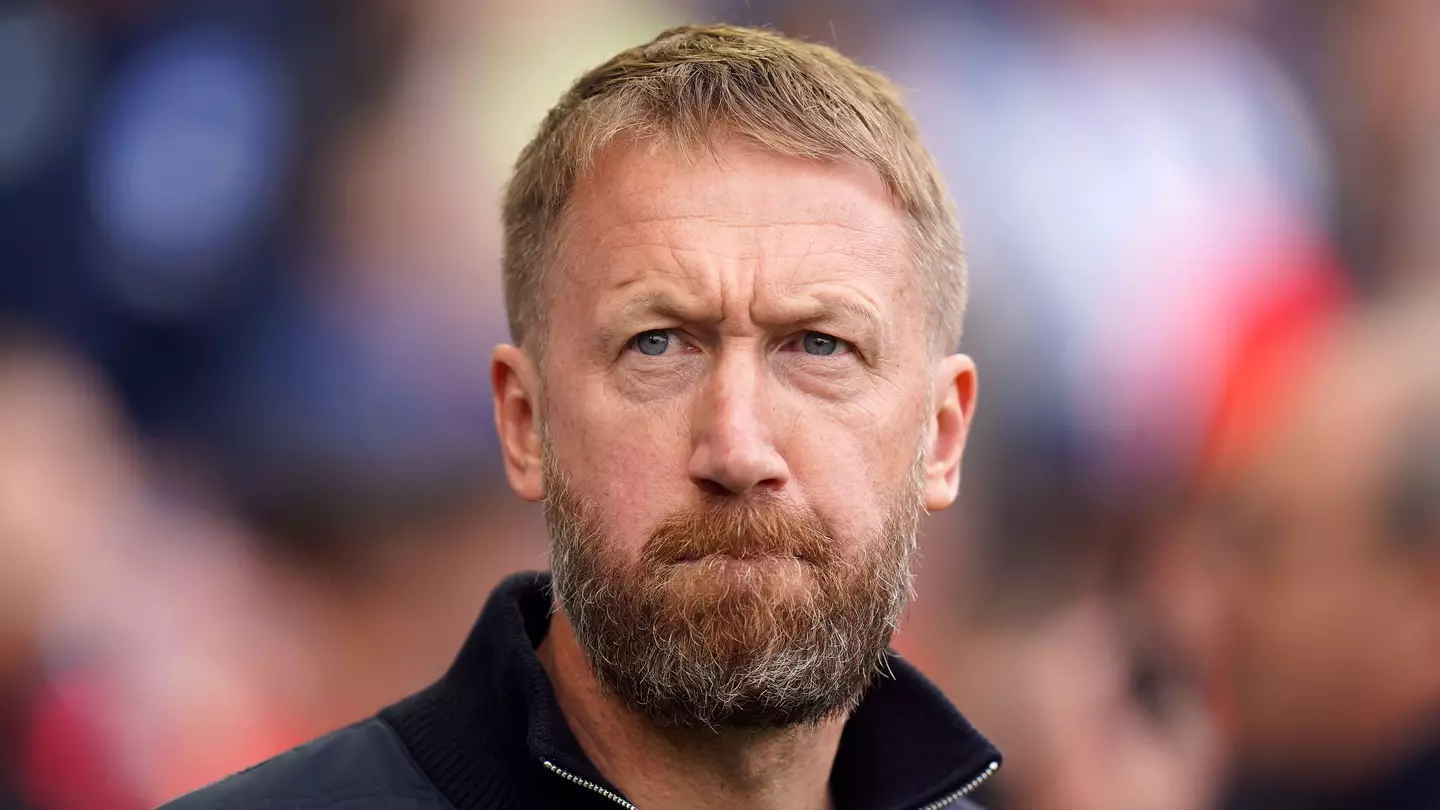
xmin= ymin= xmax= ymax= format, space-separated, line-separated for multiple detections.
xmin=2 ymin=1 xmax=1439 ymax=809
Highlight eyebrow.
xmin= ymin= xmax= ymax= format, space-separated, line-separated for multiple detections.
xmin=594 ymin=289 xmax=715 ymax=350
xmin=765 ymin=293 xmax=887 ymax=344
xmin=593 ymin=286 xmax=888 ymax=349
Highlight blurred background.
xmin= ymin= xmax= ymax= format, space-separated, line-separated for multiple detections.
xmin=2 ymin=1 xmax=1439 ymax=808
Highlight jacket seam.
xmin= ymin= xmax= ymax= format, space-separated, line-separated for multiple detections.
xmin=375 ymin=715 xmax=463 ymax=810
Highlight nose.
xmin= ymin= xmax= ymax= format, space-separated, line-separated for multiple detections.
xmin=688 ymin=356 xmax=790 ymax=497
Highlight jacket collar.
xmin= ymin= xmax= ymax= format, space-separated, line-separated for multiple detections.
xmin=385 ymin=572 xmax=1001 ymax=810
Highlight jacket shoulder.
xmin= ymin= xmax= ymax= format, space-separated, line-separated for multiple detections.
xmin=159 ymin=717 xmax=452 ymax=810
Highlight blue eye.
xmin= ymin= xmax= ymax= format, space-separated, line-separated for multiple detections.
xmin=802 ymin=331 xmax=843 ymax=356
xmin=632 ymin=329 xmax=671 ymax=356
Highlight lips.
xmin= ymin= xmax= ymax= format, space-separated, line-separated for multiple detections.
xmin=673 ymin=550 xmax=804 ymax=563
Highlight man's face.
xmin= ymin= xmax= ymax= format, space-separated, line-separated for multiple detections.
xmin=496 ymin=139 xmax=974 ymax=728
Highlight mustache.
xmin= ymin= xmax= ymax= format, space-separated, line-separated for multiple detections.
xmin=642 ymin=496 xmax=839 ymax=567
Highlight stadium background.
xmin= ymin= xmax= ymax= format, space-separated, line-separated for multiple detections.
xmin=0 ymin=0 xmax=1436 ymax=808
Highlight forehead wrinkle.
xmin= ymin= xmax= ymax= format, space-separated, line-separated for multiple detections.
xmin=749 ymin=218 xmax=909 ymax=345
xmin=608 ymin=286 xmax=720 ymax=324
xmin=592 ymin=230 xmax=904 ymax=339
xmin=585 ymin=221 xmax=731 ymax=297
xmin=571 ymin=153 xmax=914 ymax=340
xmin=591 ymin=187 xmax=899 ymax=251
xmin=588 ymin=249 xmax=727 ymax=349
xmin=602 ymin=217 xmax=893 ymax=246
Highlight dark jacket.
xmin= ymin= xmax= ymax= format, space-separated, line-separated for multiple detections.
xmin=162 ymin=572 xmax=1002 ymax=810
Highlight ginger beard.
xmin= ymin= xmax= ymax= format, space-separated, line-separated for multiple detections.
xmin=543 ymin=436 xmax=926 ymax=730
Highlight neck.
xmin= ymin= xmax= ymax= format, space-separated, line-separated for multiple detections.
xmin=539 ymin=611 xmax=843 ymax=810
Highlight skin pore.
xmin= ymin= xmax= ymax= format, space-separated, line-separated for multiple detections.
xmin=491 ymin=137 xmax=977 ymax=810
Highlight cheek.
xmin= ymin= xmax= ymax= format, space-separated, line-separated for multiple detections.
xmin=548 ymin=376 xmax=695 ymax=553
xmin=778 ymin=387 xmax=924 ymax=540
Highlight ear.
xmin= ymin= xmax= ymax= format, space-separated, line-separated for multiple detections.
xmin=491 ymin=344 xmax=545 ymax=502
xmin=924 ymin=353 xmax=978 ymax=511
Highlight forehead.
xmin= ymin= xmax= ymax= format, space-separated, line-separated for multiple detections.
xmin=555 ymin=139 xmax=913 ymax=292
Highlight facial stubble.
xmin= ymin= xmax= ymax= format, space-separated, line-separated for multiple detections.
xmin=543 ymin=437 xmax=926 ymax=731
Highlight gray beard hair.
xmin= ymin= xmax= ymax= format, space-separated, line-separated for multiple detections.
xmin=542 ymin=435 xmax=926 ymax=731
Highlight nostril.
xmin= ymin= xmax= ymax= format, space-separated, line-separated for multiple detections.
xmin=692 ymin=474 xmax=786 ymax=498
xmin=694 ymin=478 xmax=732 ymax=498
xmin=755 ymin=475 xmax=785 ymax=491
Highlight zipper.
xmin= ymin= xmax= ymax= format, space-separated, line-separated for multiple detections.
xmin=914 ymin=760 xmax=1001 ymax=810
xmin=544 ymin=756 xmax=999 ymax=810
xmin=543 ymin=759 xmax=639 ymax=810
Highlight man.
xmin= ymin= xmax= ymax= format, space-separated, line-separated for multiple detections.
xmin=1197 ymin=296 xmax=1440 ymax=810
xmin=164 ymin=23 xmax=1000 ymax=810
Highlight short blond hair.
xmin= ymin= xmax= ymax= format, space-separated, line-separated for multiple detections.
xmin=501 ymin=24 xmax=965 ymax=356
